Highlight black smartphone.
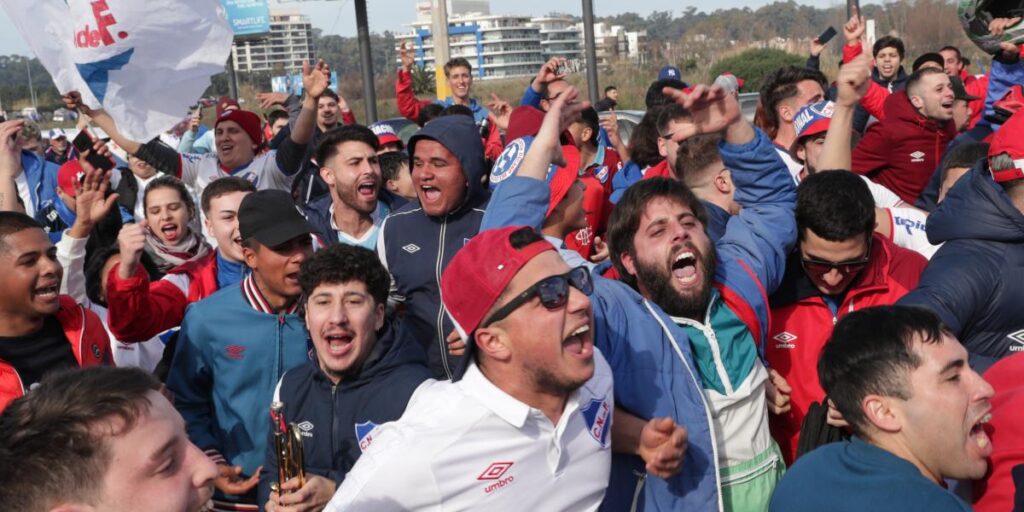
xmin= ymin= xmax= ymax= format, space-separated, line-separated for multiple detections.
xmin=71 ymin=129 xmax=115 ymax=171
xmin=817 ymin=26 xmax=837 ymax=45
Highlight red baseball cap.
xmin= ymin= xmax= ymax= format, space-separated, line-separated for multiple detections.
xmin=216 ymin=96 xmax=240 ymax=118
xmin=57 ymin=160 xmax=85 ymax=198
xmin=989 ymin=108 xmax=1024 ymax=183
xmin=441 ymin=226 xmax=555 ymax=340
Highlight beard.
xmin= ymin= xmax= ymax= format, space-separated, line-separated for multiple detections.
xmin=528 ymin=362 xmax=588 ymax=396
xmin=633 ymin=243 xmax=717 ymax=320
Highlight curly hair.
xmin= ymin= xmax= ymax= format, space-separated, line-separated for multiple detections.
xmin=299 ymin=244 xmax=390 ymax=307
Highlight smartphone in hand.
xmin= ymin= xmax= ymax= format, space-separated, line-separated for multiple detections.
xmin=71 ymin=129 xmax=115 ymax=171
xmin=817 ymin=26 xmax=838 ymax=45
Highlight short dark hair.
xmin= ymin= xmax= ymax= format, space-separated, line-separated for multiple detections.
xmin=379 ymin=151 xmax=408 ymax=183
xmin=796 ymin=170 xmax=874 ymax=241
xmin=319 ymin=88 xmax=340 ymax=102
xmin=417 ymin=103 xmax=444 ymax=127
xmin=674 ymin=134 xmax=724 ymax=186
xmin=267 ymin=109 xmax=289 ymax=125
xmin=0 ymin=366 xmax=162 ymax=511
xmin=819 ymin=305 xmax=948 ymax=437
xmin=608 ymin=177 xmax=708 ymax=289
xmin=200 ymin=176 xmax=256 ymax=214
xmin=758 ymin=66 xmax=828 ymax=135
xmin=440 ymin=104 xmax=474 ymax=119
xmin=444 ymin=57 xmax=472 ymax=77
xmin=873 ymin=35 xmax=906 ymax=59
xmin=578 ymin=107 xmax=600 ymax=148
xmin=906 ymin=67 xmax=948 ymax=98
xmin=299 ymin=243 xmax=390 ymax=307
xmin=656 ymin=103 xmax=691 ymax=136
xmin=314 ymin=124 xmax=380 ymax=168
xmin=0 ymin=211 xmax=44 ymax=253
xmin=646 ymin=78 xmax=687 ymax=109
xmin=940 ymin=142 xmax=989 ymax=184
xmin=143 ymin=175 xmax=196 ymax=220
xmin=939 ymin=45 xmax=962 ymax=61
xmin=604 ymin=85 xmax=617 ymax=94
xmin=627 ymin=107 xmax=667 ymax=169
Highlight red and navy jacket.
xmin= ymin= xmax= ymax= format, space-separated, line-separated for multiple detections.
xmin=0 ymin=296 xmax=110 ymax=411
xmin=767 ymin=234 xmax=926 ymax=464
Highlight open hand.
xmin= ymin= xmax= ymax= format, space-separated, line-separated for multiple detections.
xmin=302 ymin=60 xmax=331 ymax=100
xmin=661 ymin=84 xmax=742 ymax=142
xmin=487 ymin=93 xmax=513 ymax=131
xmin=74 ymin=141 xmax=119 ymax=228
xmin=989 ymin=16 xmax=1022 ymax=36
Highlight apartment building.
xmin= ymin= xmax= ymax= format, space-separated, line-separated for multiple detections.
xmin=231 ymin=9 xmax=314 ymax=73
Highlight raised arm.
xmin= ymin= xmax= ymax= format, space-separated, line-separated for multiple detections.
xmin=0 ymin=120 xmax=25 ymax=213
xmin=819 ymin=50 xmax=872 ymax=171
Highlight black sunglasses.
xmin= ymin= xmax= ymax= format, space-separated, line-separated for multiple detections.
xmin=800 ymin=238 xmax=873 ymax=277
xmin=483 ymin=266 xmax=593 ymax=327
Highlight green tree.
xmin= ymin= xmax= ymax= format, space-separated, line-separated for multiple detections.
xmin=708 ymin=48 xmax=805 ymax=92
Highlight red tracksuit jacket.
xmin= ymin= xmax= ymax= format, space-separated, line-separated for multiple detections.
xmin=852 ymin=91 xmax=957 ymax=204
xmin=767 ymin=234 xmax=927 ymax=464
xmin=0 ymin=296 xmax=110 ymax=411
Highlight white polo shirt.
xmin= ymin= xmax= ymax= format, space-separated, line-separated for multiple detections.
xmin=324 ymin=349 xmax=614 ymax=512
xmin=180 ymin=150 xmax=293 ymax=197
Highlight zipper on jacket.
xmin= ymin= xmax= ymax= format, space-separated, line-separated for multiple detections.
xmin=672 ymin=297 xmax=734 ymax=395
xmin=643 ymin=301 xmax=725 ymax=512
xmin=436 ymin=216 xmax=452 ymax=380
xmin=629 ymin=470 xmax=647 ymax=512
xmin=276 ymin=313 xmax=285 ymax=380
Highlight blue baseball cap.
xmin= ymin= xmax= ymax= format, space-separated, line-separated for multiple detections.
xmin=658 ymin=65 xmax=682 ymax=81
xmin=791 ymin=100 xmax=836 ymax=159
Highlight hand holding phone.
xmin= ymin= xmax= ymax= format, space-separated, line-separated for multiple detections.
xmin=72 ymin=129 xmax=115 ymax=171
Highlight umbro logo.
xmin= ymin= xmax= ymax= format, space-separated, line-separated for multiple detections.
xmin=773 ymin=332 xmax=797 ymax=349
xmin=1008 ymin=329 xmax=1024 ymax=352
xmin=225 ymin=345 xmax=245 ymax=359
xmin=910 ymin=151 xmax=925 ymax=163
xmin=297 ymin=421 xmax=314 ymax=437
xmin=402 ymin=243 xmax=421 ymax=254
xmin=479 ymin=462 xmax=515 ymax=494
xmin=478 ymin=462 xmax=513 ymax=480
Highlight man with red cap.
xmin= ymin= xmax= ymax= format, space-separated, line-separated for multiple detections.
xmin=63 ymin=60 xmax=332 ymax=202
xmin=34 ymin=159 xmax=122 ymax=253
xmin=178 ymin=96 xmax=239 ymax=155
xmin=899 ymin=107 xmax=1024 ymax=371
xmin=324 ymin=225 xmax=686 ymax=511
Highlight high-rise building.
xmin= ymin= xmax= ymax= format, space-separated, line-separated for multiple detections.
xmin=415 ymin=0 xmax=491 ymax=22
xmin=586 ymin=22 xmax=649 ymax=67
xmin=529 ymin=15 xmax=583 ymax=64
xmin=231 ymin=9 xmax=314 ymax=73
xmin=397 ymin=13 xmax=545 ymax=80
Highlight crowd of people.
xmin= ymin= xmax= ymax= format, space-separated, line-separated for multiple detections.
xmin=0 ymin=7 xmax=1022 ymax=512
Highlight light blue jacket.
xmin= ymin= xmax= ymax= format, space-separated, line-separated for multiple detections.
xmin=481 ymin=128 xmax=796 ymax=511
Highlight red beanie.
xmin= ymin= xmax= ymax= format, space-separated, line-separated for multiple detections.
xmin=215 ymin=109 xmax=264 ymax=148
xmin=57 ymin=160 xmax=85 ymax=198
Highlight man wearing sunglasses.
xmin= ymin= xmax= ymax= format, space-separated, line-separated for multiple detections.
xmin=323 ymin=226 xmax=686 ymax=510
xmin=766 ymin=170 xmax=926 ymax=465
xmin=480 ymin=82 xmax=796 ymax=510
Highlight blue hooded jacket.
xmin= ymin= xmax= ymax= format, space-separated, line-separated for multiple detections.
xmin=377 ymin=115 xmax=489 ymax=380
xmin=20 ymin=150 xmax=59 ymax=214
xmin=257 ymin=320 xmax=432 ymax=505
xmin=481 ymin=128 xmax=796 ymax=512
xmin=899 ymin=163 xmax=1024 ymax=370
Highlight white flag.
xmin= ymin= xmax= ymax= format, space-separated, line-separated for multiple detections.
xmin=0 ymin=0 xmax=234 ymax=141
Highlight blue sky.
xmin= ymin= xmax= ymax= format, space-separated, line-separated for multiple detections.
xmin=0 ymin=0 xmax=846 ymax=56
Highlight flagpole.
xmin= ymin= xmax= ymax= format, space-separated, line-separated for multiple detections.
xmin=25 ymin=59 xmax=37 ymax=109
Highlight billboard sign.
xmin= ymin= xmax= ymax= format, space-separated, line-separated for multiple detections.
xmin=221 ymin=0 xmax=270 ymax=38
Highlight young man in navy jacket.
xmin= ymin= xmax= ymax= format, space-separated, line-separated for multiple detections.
xmin=259 ymin=244 xmax=431 ymax=510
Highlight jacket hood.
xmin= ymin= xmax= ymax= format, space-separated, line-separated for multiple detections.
xmin=872 ymin=66 xmax=908 ymax=89
xmin=408 ymin=115 xmax=488 ymax=215
xmin=928 ymin=162 xmax=1024 ymax=244
xmin=342 ymin=320 xmax=428 ymax=387
xmin=884 ymin=90 xmax=956 ymax=135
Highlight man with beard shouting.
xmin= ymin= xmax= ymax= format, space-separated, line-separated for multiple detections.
xmin=479 ymin=82 xmax=796 ymax=511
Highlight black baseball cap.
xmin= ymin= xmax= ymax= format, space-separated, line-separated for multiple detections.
xmin=238 ymin=189 xmax=314 ymax=247
xmin=949 ymin=75 xmax=981 ymax=101
xmin=912 ymin=52 xmax=945 ymax=72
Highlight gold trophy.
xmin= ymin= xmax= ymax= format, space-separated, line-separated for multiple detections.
xmin=269 ymin=401 xmax=305 ymax=494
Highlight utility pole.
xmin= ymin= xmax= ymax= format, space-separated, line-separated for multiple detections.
xmin=227 ymin=49 xmax=239 ymax=100
xmin=431 ymin=0 xmax=451 ymax=100
xmin=581 ymin=0 xmax=599 ymax=102
xmin=355 ymin=0 xmax=378 ymax=122
xmin=25 ymin=59 xmax=37 ymax=109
